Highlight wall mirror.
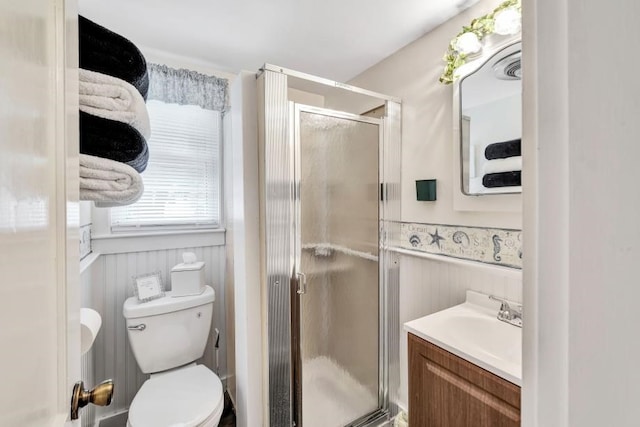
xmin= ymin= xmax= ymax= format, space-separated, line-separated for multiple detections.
xmin=458 ymin=41 xmax=522 ymax=195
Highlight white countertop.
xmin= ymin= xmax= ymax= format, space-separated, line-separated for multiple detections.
xmin=404 ymin=290 xmax=522 ymax=386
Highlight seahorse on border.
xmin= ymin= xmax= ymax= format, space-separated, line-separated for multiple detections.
xmin=492 ymin=234 xmax=502 ymax=262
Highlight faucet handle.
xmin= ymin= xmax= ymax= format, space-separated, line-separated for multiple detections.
xmin=489 ymin=295 xmax=522 ymax=327
xmin=489 ymin=295 xmax=521 ymax=308
xmin=490 ymin=295 xmax=511 ymax=316
xmin=489 ymin=294 xmax=509 ymax=308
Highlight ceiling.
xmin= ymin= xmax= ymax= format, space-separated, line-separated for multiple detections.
xmin=79 ymin=0 xmax=479 ymax=82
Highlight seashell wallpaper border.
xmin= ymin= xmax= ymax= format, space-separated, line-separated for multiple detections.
xmin=400 ymin=222 xmax=522 ymax=269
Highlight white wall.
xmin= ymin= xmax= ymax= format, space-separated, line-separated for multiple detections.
xmin=80 ymin=201 xmax=92 ymax=227
xmin=228 ymin=71 xmax=263 ymax=427
xmin=223 ymin=109 xmax=236 ymax=406
xmin=348 ymin=0 xmax=517 ymax=229
xmin=524 ymin=0 xmax=640 ymax=426
xmin=345 ymin=0 xmax=524 ymax=413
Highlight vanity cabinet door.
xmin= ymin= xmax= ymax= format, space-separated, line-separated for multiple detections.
xmin=408 ymin=333 xmax=521 ymax=427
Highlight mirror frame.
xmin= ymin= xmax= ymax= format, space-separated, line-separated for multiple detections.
xmin=459 ymin=39 xmax=522 ymax=196
xmin=452 ymin=34 xmax=522 ymax=212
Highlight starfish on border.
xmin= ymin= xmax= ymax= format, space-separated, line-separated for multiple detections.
xmin=429 ymin=228 xmax=445 ymax=249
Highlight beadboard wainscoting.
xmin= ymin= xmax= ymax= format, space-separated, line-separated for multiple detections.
xmin=396 ymin=251 xmax=522 ymax=411
xmin=80 ymin=240 xmax=226 ymax=426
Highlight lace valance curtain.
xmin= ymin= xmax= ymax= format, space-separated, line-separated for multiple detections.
xmin=147 ymin=63 xmax=228 ymax=111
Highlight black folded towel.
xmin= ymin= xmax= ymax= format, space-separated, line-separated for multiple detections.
xmin=79 ymin=16 xmax=149 ymax=99
xmin=80 ymin=111 xmax=149 ymax=173
xmin=485 ymin=138 xmax=521 ymax=160
xmin=482 ymin=171 xmax=521 ymax=188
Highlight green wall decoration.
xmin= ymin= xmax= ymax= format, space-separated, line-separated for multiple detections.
xmin=439 ymin=0 xmax=522 ymax=85
xmin=416 ymin=179 xmax=437 ymax=202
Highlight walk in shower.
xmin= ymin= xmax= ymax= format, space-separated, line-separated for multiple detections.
xmin=258 ymin=65 xmax=401 ymax=427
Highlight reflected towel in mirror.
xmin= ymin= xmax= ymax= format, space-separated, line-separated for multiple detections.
xmin=483 ymin=171 xmax=522 ymax=188
xmin=485 ymin=139 xmax=521 ymax=160
xmin=482 ymin=156 xmax=522 ymax=175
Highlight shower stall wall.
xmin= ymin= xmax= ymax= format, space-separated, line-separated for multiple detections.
xmin=257 ymin=65 xmax=401 ymax=427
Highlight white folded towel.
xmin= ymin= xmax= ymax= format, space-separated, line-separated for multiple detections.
xmin=482 ymin=156 xmax=522 ymax=175
xmin=79 ymin=69 xmax=151 ymax=139
xmin=80 ymin=154 xmax=144 ymax=207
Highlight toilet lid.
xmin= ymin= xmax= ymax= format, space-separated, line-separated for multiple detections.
xmin=129 ymin=365 xmax=223 ymax=427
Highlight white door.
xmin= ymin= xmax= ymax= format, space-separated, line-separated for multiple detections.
xmin=0 ymin=0 xmax=81 ymax=426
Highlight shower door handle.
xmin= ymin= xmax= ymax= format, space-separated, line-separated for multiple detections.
xmin=296 ymin=272 xmax=307 ymax=295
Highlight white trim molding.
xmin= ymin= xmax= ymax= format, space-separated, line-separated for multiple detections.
xmin=92 ymin=229 xmax=225 ymax=254
xmin=79 ymin=252 xmax=101 ymax=275
xmin=522 ymin=0 xmax=569 ymax=425
xmin=389 ymin=246 xmax=522 ymax=280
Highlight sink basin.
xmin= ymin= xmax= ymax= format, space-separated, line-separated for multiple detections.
xmin=404 ymin=291 xmax=522 ymax=385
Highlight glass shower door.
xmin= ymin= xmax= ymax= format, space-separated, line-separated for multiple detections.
xmin=293 ymin=105 xmax=381 ymax=427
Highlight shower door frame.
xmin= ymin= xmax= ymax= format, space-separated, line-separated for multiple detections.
xmin=291 ymin=104 xmax=386 ymax=427
xmin=258 ymin=64 xmax=401 ymax=427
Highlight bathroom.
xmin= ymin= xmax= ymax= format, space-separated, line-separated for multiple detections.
xmin=2 ymin=0 xmax=640 ymax=426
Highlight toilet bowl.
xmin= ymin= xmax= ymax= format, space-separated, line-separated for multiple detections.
xmin=123 ymin=286 xmax=224 ymax=427
xmin=127 ymin=365 xmax=224 ymax=427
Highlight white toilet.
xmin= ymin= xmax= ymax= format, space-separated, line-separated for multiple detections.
xmin=123 ymin=286 xmax=224 ymax=427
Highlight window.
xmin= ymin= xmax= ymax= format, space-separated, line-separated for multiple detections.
xmin=110 ymin=100 xmax=221 ymax=231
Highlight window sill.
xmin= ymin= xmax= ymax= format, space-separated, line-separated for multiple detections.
xmin=92 ymin=228 xmax=225 ymax=254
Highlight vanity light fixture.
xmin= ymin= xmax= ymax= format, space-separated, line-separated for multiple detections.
xmin=454 ymin=32 xmax=482 ymax=55
xmin=439 ymin=0 xmax=522 ymax=84
xmin=493 ymin=7 xmax=522 ymax=35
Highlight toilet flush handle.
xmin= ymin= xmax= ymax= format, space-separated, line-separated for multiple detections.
xmin=127 ymin=324 xmax=146 ymax=331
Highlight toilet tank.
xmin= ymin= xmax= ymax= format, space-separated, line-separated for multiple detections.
xmin=123 ymin=286 xmax=215 ymax=374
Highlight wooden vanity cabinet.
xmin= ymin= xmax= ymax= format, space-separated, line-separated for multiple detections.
xmin=408 ymin=333 xmax=521 ymax=427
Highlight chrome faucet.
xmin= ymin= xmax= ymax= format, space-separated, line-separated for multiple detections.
xmin=489 ymin=295 xmax=522 ymax=328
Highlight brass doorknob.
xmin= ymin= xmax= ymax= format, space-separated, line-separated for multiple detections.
xmin=70 ymin=379 xmax=114 ymax=420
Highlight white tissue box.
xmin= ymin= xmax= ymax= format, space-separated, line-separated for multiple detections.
xmin=170 ymin=261 xmax=205 ymax=296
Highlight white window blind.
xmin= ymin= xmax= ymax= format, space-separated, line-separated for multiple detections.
xmin=110 ymin=100 xmax=221 ymax=230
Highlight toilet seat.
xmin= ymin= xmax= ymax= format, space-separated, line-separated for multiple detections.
xmin=127 ymin=364 xmax=224 ymax=427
